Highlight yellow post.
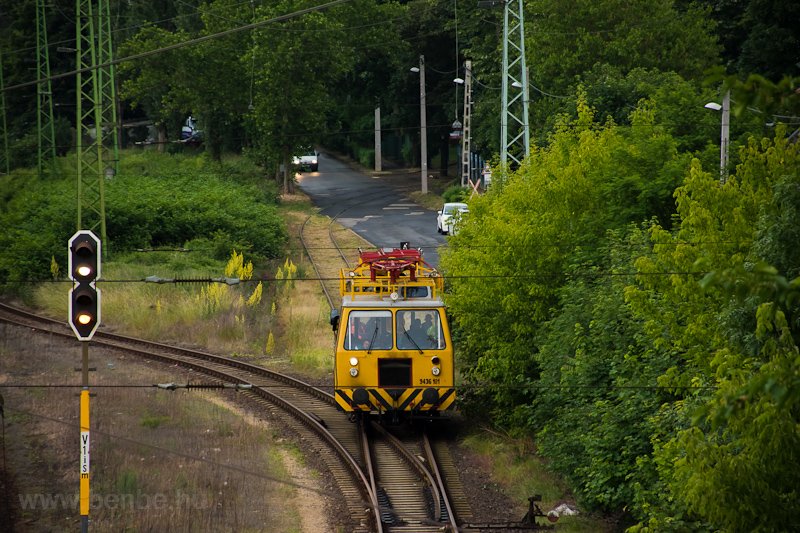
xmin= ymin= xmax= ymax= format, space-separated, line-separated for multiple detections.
xmin=80 ymin=388 xmax=90 ymax=530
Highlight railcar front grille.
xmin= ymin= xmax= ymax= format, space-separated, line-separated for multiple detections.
xmin=378 ymin=359 xmax=412 ymax=388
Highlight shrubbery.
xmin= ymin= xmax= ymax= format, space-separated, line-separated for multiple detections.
xmin=441 ymin=93 xmax=800 ymax=530
xmin=0 ymin=151 xmax=286 ymax=290
xmin=442 ymin=185 xmax=468 ymax=203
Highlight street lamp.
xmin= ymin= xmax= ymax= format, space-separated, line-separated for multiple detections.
xmin=705 ymin=90 xmax=730 ymax=184
xmin=410 ymin=55 xmax=428 ymax=194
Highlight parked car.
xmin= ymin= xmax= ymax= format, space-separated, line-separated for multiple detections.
xmin=292 ymin=148 xmax=319 ymax=172
xmin=437 ymin=202 xmax=469 ymax=235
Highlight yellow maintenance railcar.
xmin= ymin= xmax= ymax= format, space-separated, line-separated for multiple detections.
xmin=330 ymin=248 xmax=455 ymax=418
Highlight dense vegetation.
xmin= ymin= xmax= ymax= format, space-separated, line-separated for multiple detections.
xmin=2 ymin=0 xmax=799 ymax=530
xmin=442 ymin=95 xmax=799 ymax=528
xmin=436 ymin=1 xmax=798 ymax=527
xmin=0 ymin=152 xmax=285 ymax=287
xmin=3 ymin=0 xmax=790 ymax=182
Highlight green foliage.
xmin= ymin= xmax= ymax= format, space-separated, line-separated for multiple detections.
xmin=534 ymin=230 xmax=672 ymax=512
xmin=140 ymin=412 xmax=170 ymax=429
xmin=0 ymin=151 xmax=286 ymax=289
xmin=583 ymin=130 xmax=797 ymax=528
xmin=105 ymin=151 xmax=285 ymax=259
xmin=629 ymin=131 xmax=800 ymax=532
xmin=0 ymin=169 xmax=78 ymax=287
xmin=444 ymin=77 xmax=800 ymax=528
xmin=441 ymin=92 xmax=687 ymax=428
xmin=527 ymin=0 xmax=719 ymax=89
xmin=442 ymin=185 xmax=468 ymax=203
xmin=354 ymin=147 xmax=374 ymax=169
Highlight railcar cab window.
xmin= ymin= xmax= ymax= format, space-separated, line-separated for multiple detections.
xmin=345 ymin=310 xmax=392 ymax=351
xmin=402 ymin=286 xmax=431 ymax=298
xmin=396 ymin=310 xmax=445 ymax=350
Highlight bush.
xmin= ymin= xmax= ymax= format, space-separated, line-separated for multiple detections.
xmin=354 ymin=147 xmax=374 ymax=168
xmin=0 ymin=151 xmax=287 ymax=288
xmin=442 ymin=185 xmax=469 ymax=203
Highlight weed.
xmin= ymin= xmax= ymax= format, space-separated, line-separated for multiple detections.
xmin=140 ymin=413 xmax=170 ymax=429
xmin=116 ymin=470 xmax=139 ymax=495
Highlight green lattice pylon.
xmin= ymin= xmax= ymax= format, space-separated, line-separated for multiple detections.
xmin=500 ymin=0 xmax=529 ymax=169
xmin=37 ymin=0 xmax=58 ymax=178
xmin=75 ymin=0 xmax=107 ymax=246
xmin=96 ymin=0 xmax=119 ymax=175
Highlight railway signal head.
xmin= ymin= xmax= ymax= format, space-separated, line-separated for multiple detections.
xmin=69 ymin=285 xmax=101 ymax=340
xmin=69 ymin=231 xmax=101 ymax=283
xmin=68 ymin=231 xmax=101 ymax=341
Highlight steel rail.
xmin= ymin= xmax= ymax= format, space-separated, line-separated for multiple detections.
xmin=423 ymin=430 xmax=460 ymax=532
xmin=0 ymin=301 xmax=384 ymax=532
xmin=369 ymin=421 xmax=445 ymax=524
xmin=299 ymin=213 xmax=336 ymax=310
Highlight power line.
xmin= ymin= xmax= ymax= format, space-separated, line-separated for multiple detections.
xmin=3 ymin=271 xmax=716 ymax=285
xmin=0 ymin=382 xmax=717 ymax=392
xmin=3 ymin=0 xmax=442 ymax=83
xmin=1 ymin=405 xmax=330 ymax=496
xmin=3 ymin=0 xmax=356 ymax=93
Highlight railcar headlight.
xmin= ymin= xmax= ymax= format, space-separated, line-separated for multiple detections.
xmin=349 ymin=357 xmax=359 ymax=366
xmin=431 ymin=366 xmax=441 ymax=376
xmin=349 ymin=367 xmax=359 ymax=377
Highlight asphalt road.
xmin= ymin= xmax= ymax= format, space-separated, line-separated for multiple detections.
xmin=297 ymin=151 xmax=447 ymax=267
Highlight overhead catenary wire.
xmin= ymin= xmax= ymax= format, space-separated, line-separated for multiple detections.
xmin=1 ymin=405 xmax=330 ymax=496
xmin=2 ymin=0 xmax=447 ymax=92
xmin=2 ymin=271 xmax=721 ymax=285
xmin=3 ymin=0 xmax=356 ymax=93
xmin=13 ymin=106 xmax=763 ymax=156
xmin=0 ymin=382 xmax=718 ymax=392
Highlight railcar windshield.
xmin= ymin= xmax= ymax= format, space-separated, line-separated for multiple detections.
xmin=396 ymin=309 xmax=445 ymax=350
xmin=345 ymin=310 xmax=393 ymax=351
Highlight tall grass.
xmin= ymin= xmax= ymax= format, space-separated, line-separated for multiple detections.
xmin=26 ymin=154 xmax=349 ymax=378
xmin=33 ymin=250 xmax=277 ymax=357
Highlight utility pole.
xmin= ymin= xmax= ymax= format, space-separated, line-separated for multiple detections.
xmin=499 ymin=0 xmax=530 ymax=168
xmin=720 ymin=90 xmax=730 ymax=184
xmin=411 ymin=55 xmax=428 ymax=194
xmin=374 ymin=106 xmax=382 ymax=172
xmin=36 ymin=0 xmax=57 ymax=178
xmin=418 ymin=55 xmax=428 ymax=194
xmin=460 ymin=60 xmax=473 ymax=188
xmin=704 ymin=89 xmax=731 ymax=184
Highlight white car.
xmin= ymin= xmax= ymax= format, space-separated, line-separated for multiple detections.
xmin=437 ymin=202 xmax=469 ymax=235
xmin=292 ymin=149 xmax=319 ymax=172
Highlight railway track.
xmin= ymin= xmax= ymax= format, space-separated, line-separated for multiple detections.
xmin=0 ymin=302 xmax=465 ymax=531
xmin=298 ymin=188 xmax=390 ymax=310
xmin=297 ymin=187 xmax=470 ymax=532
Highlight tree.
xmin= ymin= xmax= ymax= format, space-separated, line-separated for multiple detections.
xmin=627 ymin=129 xmax=800 ymax=531
xmin=441 ymin=92 xmax=688 ymax=427
xmin=118 ymin=27 xmax=195 ymax=149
